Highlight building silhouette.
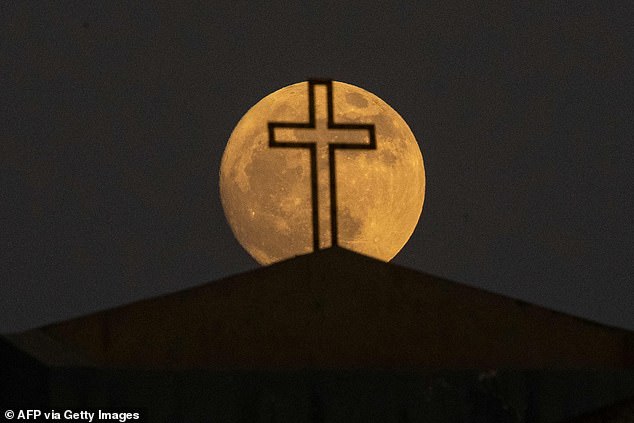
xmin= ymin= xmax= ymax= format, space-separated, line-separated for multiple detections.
xmin=2 ymin=247 xmax=634 ymax=421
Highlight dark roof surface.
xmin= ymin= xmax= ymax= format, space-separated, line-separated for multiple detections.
xmin=39 ymin=247 xmax=633 ymax=370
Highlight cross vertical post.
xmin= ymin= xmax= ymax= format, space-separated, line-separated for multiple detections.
xmin=268 ymin=80 xmax=376 ymax=251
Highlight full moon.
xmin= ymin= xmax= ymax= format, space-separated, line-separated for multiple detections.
xmin=220 ymin=81 xmax=425 ymax=265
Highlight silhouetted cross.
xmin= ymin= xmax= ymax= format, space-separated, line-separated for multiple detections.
xmin=268 ymin=79 xmax=376 ymax=251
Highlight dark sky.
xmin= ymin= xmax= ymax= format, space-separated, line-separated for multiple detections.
xmin=2 ymin=2 xmax=632 ymax=333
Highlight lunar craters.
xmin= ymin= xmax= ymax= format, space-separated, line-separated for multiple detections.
xmin=220 ymin=81 xmax=425 ymax=264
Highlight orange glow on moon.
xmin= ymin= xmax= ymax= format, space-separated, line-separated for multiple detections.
xmin=220 ymin=81 xmax=425 ymax=265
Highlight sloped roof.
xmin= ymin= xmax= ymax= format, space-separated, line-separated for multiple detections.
xmin=2 ymin=330 xmax=93 ymax=367
xmin=40 ymin=247 xmax=633 ymax=370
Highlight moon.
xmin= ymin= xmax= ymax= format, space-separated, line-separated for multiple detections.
xmin=220 ymin=81 xmax=425 ymax=265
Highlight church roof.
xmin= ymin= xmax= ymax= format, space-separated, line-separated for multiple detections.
xmin=39 ymin=247 xmax=633 ymax=370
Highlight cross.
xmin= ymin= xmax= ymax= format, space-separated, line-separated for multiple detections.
xmin=268 ymin=79 xmax=376 ymax=252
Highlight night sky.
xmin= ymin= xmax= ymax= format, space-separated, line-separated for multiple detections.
xmin=2 ymin=2 xmax=632 ymax=333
